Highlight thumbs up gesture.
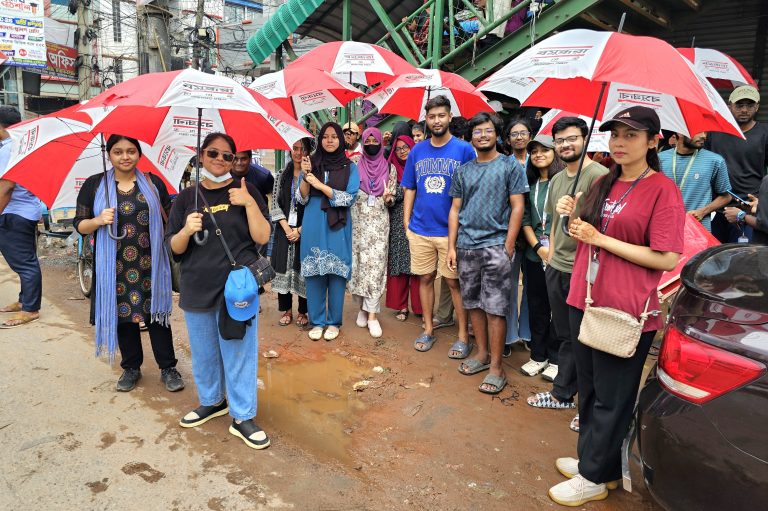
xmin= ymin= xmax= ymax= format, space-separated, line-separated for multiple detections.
xmin=229 ymin=177 xmax=256 ymax=208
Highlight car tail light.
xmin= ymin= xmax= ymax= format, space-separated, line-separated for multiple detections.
xmin=658 ymin=325 xmax=766 ymax=405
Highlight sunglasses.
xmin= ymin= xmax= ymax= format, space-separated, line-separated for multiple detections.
xmin=205 ymin=149 xmax=235 ymax=162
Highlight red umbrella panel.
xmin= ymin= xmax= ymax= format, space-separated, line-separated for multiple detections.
xmin=366 ymin=69 xmax=493 ymax=121
xmin=248 ymin=68 xmax=364 ymax=119
xmin=288 ymin=41 xmax=421 ymax=86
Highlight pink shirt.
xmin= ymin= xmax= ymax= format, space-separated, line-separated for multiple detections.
xmin=567 ymin=172 xmax=685 ymax=332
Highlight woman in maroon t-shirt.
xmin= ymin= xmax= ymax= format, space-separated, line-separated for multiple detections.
xmin=547 ymin=106 xmax=685 ymax=507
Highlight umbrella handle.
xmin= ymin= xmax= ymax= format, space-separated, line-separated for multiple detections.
xmin=194 ymin=229 xmax=209 ymax=245
xmin=108 ymin=223 xmax=128 ymax=240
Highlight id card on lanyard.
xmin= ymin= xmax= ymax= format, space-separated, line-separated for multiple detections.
xmin=534 ymin=179 xmax=550 ymax=246
xmin=288 ymin=176 xmax=298 ymax=226
xmin=367 ymin=179 xmax=377 ymax=207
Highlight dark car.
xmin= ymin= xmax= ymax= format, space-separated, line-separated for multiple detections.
xmin=634 ymin=244 xmax=768 ymax=510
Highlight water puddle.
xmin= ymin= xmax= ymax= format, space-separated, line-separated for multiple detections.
xmin=258 ymin=352 xmax=371 ymax=464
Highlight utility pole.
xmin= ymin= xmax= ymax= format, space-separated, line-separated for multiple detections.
xmin=191 ymin=0 xmax=205 ymax=69
xmin=77 ymin=0 xmax=92 ymax=100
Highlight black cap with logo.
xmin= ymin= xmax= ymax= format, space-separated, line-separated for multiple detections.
xmin=599 ymin=106 xmax=661 ymax=134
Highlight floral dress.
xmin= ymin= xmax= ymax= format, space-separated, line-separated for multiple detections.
xmin=115 ymin=186 xmax=153 ymax=324
xmin=347 ymin=167 xmax=397 ymax=300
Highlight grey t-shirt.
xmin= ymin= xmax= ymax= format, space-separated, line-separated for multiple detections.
xmin=449 ymin=154 xmax=529 ymax=249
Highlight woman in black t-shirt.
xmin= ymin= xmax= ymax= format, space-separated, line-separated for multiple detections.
xmin=74 ymin=134 xmax=183 ymax=394
xmin=167 ymin=132 xmax=271 ymax=450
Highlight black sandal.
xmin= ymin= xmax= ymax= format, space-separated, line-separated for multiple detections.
xmin=395 ymin=309 xmax=409 ymax=322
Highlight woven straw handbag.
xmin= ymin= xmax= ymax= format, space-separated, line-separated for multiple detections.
xmin=578 ymin=249 xmax=651 ymax=358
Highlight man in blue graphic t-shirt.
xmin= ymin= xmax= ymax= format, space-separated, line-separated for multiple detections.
xmin=402 ymin=95 xmax=476 ymax=355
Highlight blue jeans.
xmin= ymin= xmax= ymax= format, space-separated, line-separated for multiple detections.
xmin=0 ymin=213 xmax=42 ymax=312
xmin=305 ymin=274 xmax=346 ymax=327
xmin=505 ymin=249 xmax=531 ymax=344
xmin=184 ymin=308 xmax=258 ymax=421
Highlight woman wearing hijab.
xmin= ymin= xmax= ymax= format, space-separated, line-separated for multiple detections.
xmin=74 ymin=135 xmax=183 ymax=393
xmin=384 ymin=134 xmax=423 ymax=322
xmin=348 ymin=128 xmax=397 ymax=338
xmin=271 ymin=137 xmax=312 ymax=328
xmin=298 ymin=122 xmax=360 ymax=341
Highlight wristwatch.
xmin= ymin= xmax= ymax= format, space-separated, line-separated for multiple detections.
xmin=736 ymin=210 xmax=747 ymax=222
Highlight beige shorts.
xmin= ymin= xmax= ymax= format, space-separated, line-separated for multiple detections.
xmin=406 ymin=231 xmax=458 ymax=280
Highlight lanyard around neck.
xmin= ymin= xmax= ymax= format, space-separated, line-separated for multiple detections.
xmin=671 ymin=149 xmax=698 ymax=190
xmin=600 ymin=167 xmax=652 ymax=235
xmin=533 ymin=178 xmax=549 ymax=230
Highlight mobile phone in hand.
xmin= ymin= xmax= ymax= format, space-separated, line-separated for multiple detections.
xmin=727 ymin=191 xmax=751 ymax=207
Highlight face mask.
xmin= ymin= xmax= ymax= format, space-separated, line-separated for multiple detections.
xmin=200 ymin=168 xmax=232 ymax=183
xmin=364 ymin=144 xmax=380 ymax=156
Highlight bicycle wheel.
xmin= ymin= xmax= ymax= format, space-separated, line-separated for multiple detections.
xmin=78 ymin=234 xmax=94 ymax=297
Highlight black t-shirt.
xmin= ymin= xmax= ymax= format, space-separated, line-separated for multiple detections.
xmin=707 ymin=122 xmax=768 ymax=198
xmin=166 ymin=181 xmax=268 ymax=311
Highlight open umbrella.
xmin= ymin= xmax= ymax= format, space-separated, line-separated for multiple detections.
xmin=538 ymin=110 xmax=609 ymax=153
xmin=1 ymin=107 xmax=194 ymax=233
xmin=81 ymin=68 xmax=311 ymax=245
xmin=476 ymin=28 xmax=744 ymax=233
xmin=366 ymin=69 xmax=493 ymax=121
xmin=248 ymin=68 xmax=364 ymax=119
xmin=677 ymin=47 xmax=756 ymax=89
xmin=288 ymin=41 xmax=420 ymax=86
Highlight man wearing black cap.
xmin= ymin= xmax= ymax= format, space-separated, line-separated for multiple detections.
xmin=707 ymin=85 xmax=768 ymax=243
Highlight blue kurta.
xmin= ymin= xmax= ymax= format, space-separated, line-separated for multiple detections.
xmin=297 ymin=164 xmax=360 ymax=280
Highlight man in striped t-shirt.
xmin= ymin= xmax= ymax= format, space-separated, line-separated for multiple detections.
xmin=659 ymin=132 xmax=731 ymax=231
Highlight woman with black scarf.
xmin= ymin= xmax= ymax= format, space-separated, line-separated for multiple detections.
xmin=270 ymin=137 xmax=312 ymax=328
xmin=297 ymin=122 xmax=360 ymax=341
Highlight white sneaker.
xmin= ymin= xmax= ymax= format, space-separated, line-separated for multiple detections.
xmin=556 ymin=457 xmax=620 ymax=490
xmin=548 ymin=474 xmax=607 ymax=507
xmin=368 ymin=319 xmax=382 ymax=338
xmin=356 ymin=310 xmax=368 ymax=328
xmin=521 ymin=358 xmax=549 ymax=376
xmin=308 ymin=326 xmax=324 ymax=340
xmin=542 ymin=363 xmax=559 ymax=382
xmin=323 ymin=326 xmax=340 ymax=341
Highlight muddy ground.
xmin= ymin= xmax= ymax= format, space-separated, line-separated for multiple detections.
xmin=0 ymin=241 xmax=662 ymax=510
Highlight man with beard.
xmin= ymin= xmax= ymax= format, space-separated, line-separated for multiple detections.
xmin=707 ymin=85 xmax=768 ymax=243
xmin=232 ymin=149 xmax=274 ymax=202
xmin=403 ymin=95 xmax=476 ymax=356
xmin=447 ymin=112 xmax=527 ymax=394
xmin=659 ymin=132 xmax=731 ymax=232
xmin=526 ymin=118 xmax=608 ymax=432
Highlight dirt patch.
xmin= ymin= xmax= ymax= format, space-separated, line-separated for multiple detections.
xmin=85 ymin=478 xmax=109 ymax=494
xmin=121 ymin=462 xmax=166 ymax=483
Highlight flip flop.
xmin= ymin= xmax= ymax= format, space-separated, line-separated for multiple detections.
xmin=0 ymin=302 xmax=22 ymax=313
xmin=447 ymin=339 xmax=473 ymax=359
xmin=413 ymin=333 xmax=436 ymax=352
xmin=479 ymin=373 xmax=507 ymax=394
xmin=295 ymin=313 xmax=309 ymax=328
xmin=0 ymin=313 xmax=39 ymax=329
xmin=395 ymin=310 xmax=409 ymax=322
xmin=279 ymin=311 xmax=293 ymax=326
xmin=458 ymin=358 xmax=490 ymax=375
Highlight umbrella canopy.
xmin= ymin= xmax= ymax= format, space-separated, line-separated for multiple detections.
xmin=1 ymin=109 xmax=194 ymax=209
xmin=82 ymin=68 xmax=311 ymax=151
xmin=289 ymin=41 xmax=420 ymax=86
xmin=538 ymin=110 xmax=609 ymax=153
xmin=366 ymin=69 xmax=493 ymax=121
xmin=248 ymin=68 xmax=363 ymax=119
xmin=477 ymin=29 xmax=743 ymax=139
xmin=677 ymin=47 xmax=756 ymax=89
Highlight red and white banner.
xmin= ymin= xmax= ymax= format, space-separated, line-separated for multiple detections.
xmin=44 ymin=41 xmax=76 ymax=80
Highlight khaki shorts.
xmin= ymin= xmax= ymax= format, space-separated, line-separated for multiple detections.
xmin=406 ymin=231 xmax=458 ymax=280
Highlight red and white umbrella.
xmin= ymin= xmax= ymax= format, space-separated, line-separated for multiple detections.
xmin=82 ymin=68 xmax=311 ymax=151
xmin=289 ymin=41 xmax=420 ymax=86
xmin=1 ymin=106 xmax=194 ymax=209
xmin=477 ymin=29 xmax=743 ymax=139
xmin=366 ymin=69 xmax=493 ymax=121
xmin=248 ymin=68 xmax=363 ymax=119
xmin=538 ymin=110 xmax=610 ymax=153
xmin=677 ymin=47 xmax=756 ymax=89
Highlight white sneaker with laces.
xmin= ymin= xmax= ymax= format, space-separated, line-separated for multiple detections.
xmin=556 ymin=457 xmax=620 ymax=490
xmin=521 ymin=358 xmax=549 ymax=376
xmin=368 ymin=319 xmax=382 ymax=338
xmin=542 ymin=363 xmax=559 ymax=382
xmin=548 ymin=474 xmax=608 ymax=507
xmin=356 ymin=310 xmax=368 ymax=328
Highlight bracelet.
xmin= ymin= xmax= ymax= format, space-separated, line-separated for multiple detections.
xmin=533 ymin=242 xmax=543 ymax=252
xmin=737 ymin=210 xmax=747 ymax=222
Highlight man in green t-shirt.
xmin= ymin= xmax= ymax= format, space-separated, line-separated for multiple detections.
xmin=526 ymin=117 xmax=609 ymax=429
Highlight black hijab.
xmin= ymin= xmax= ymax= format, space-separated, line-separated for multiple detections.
xmin=310 ymin=122 xmax=352 ymax=230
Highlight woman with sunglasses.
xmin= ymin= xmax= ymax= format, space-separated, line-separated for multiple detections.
xmin=348 ymin=128 xmax=397 ymax=338
xmin=270 ymin=137 xmax=313 ymax=328
xmin=74 ymin=134 xmax=183 ymax=393
xmin=384 ymin=134 xmax=422 ymax=322
xmin=298 ymin=122 xmax=360 ymax=341
xmin=167 ymin=132 xmax=272 ymax=450
xmin=547 ymin=107 xmax=684 ymax=506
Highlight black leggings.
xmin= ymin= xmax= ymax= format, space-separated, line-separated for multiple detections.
xmin=278 ymin=293 xmax=307 ymax=314
xmin=117 ymin=322 xmax=177 ymax=370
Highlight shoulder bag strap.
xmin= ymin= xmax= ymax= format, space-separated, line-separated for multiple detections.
xmin=145 ymin=174 xmax=169 ymax=224
xmin=197 ymin=187 xmax=237 ymax=267
xmin=584 ymin=246 xmax=594 ymax=308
